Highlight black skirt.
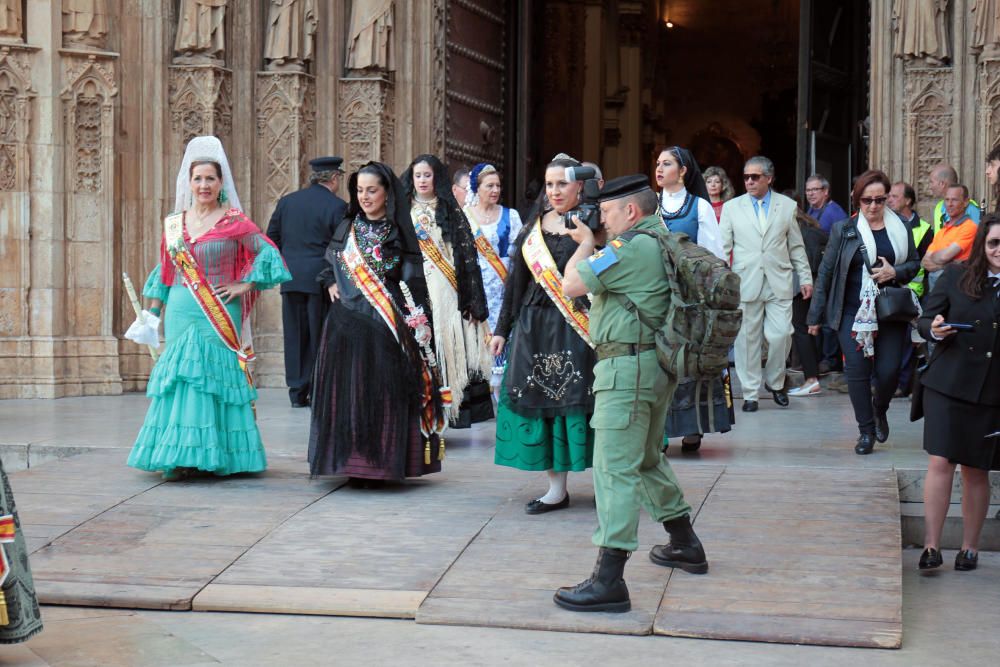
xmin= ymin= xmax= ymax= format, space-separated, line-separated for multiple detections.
xmin=923 ymin=386 xmax=1000 ymax=470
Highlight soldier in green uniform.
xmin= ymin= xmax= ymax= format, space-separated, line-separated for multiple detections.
xmin=554 ymin=174 xmax=708 ymax=613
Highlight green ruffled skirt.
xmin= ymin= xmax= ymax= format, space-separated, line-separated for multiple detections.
xmin=127 ymin=285 xmax=267 ymax=476
xmin=493 ymin=381 xmax=593 ymax=472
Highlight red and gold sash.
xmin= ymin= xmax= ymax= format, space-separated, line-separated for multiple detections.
xmin=0 ymin=514 xmax=15 ymax=624
xmin=464 ymin=205 xmax=508 ymax=282
xmin=343 ymin=227 xmax=451 ymax=461
xmin=341 ymin=226 xmax=400 ymax=341
xmin=522 ymin=221 xmax=594 ymax=348
xmin=411 ymin=210 xmax=459 ymax=291
xmin=164 ymin=212 xmax=255 ymax=387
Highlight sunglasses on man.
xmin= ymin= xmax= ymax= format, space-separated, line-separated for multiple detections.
xmin=743 ymin=173 xmax=766 ymax=182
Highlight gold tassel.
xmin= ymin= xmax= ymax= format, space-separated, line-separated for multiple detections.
xmin=438 ymin=437 xmax=446 ymax=461
xmin=424 ymin=440 xmax=431 ymax=465
xmin=0 ymin=591 xmax=9 ymax=626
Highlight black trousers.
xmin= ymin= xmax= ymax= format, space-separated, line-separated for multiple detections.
xmin=791 ymin=295 xmax=820 ymax=379
xmin=281 ymin=291 xmax=329 ymax=404
xmin=837 ymin=313 xmax=908 ymax=435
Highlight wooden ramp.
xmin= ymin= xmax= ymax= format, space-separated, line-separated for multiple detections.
xmin=415 ymin=467 xmax=724 ymax=635
xmin=418 ymin=467 xmax=902 ymax=648
xmin=653 ymin=468 xmax=902 ymax=648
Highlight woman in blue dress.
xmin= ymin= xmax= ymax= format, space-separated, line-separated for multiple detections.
xmin=128 ymin=136 xmax=291 ymax=480
xmin=655 ymin=146 xmax=733 ymax=453
xmin=462 ymin=163 xmax=523 ymax=393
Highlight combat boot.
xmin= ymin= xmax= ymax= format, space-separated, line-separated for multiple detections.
xmin=649 ymin=514 xmax=708 ymax=574
xmin=553 ymin=547 xmax=631 ymax=613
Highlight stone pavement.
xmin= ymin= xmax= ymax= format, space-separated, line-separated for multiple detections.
xmin=0 ymin=389 xmax=997 ymax=665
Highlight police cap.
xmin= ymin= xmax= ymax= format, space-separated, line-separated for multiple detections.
xmin=598 ymin=174 xmax=652 ymax=202
xmin=309 ymin=156 xmax=344 ymax=173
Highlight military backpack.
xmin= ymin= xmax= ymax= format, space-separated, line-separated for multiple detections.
xmin=616 ymin=229 xmax=742 ymax=381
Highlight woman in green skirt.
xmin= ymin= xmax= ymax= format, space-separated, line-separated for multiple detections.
xmin=489 ymin=156 xmax=596 ymax=514
xmin=127 ymin=136 xmax=290 ymax=480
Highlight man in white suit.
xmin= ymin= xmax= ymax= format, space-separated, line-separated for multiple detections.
xmin=720 ymin=156 xmax=813 ymax=412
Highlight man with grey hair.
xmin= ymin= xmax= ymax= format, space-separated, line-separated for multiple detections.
xmin=266 ymin=156 xmax=347 ymax=407
xmin=804 ymin=173 xmax=847 ymax=234
xmin=720 ymin=156 xmax=812 ymax=413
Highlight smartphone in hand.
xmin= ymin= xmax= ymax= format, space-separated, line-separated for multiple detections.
xmin=942 ymin=322 xmax=975 ymax=331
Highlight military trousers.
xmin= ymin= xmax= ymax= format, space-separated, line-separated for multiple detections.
xmin=591 ymin=350 xmax=692 ymax=552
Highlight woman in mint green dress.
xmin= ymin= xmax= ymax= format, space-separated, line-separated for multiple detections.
xmin=127 ymin=136 xmax=290 ymax=480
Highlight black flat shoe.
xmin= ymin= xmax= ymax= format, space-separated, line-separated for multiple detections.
xmin=742 ymin=400 xmax=758 ymax=413
xmin=681 ymin=435 xmax=702 ymax=453
xmin=855 ymin=433 xmax=875 ymax=455
xmin=955 ymin=549 xmax=978 ymax=571
xmin=525 ymin=493 xmax=570 ymax=515
xmin=771 ymin=389 xmax=789 ymax=407
xmin=919 ymin=547 xmax=943 ymax=570
xmin=873 ymin=407 xmax=889 ymax=443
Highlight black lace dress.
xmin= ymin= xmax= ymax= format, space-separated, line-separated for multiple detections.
xmin=309 ymin=216 xmax=443 ymax=480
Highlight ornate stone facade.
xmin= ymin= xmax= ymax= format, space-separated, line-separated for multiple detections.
xmin=338 ymin=76 xmax=394 ymax=173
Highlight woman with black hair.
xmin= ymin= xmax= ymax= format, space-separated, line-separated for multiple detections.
xmin=917 ymin=213 xmax=1000 ymax=571
xmin=401 ymin=155 xmax=491 ymax=426
xmin=309 ymin=162 xmax=447 ymax=483
xmin=654 ymin=146 xmax=724 ymax=258
xmin=489 ymin=155 xmax=597 ymax=513
xmin=655 ymin=146 xmax=732 ymax=453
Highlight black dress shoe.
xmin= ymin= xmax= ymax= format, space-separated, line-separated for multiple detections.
xmin=554 ymin=547 xmax=631 ymax=613
xmin=525 ymin=493 xmax=570 ymax=515
xmin=772 ymin=389 xmax=789 ymax=407
xmin=955 ymin=549 xmax=978 ymax=571
xmin=919 ymin=547 xmax=943 ymax=570
xmin=854 ymin=433 xmax=875 ymax=455
xmin=873 ymin=407 xmax=889 ymax=443
xmin=681 ymin=435 xmax=702 ymax=453
xmin=741 ymin=400 xmax=758 ymax=413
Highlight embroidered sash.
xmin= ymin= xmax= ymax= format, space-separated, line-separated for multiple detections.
xmin=164 ymin=212 xmax=255 ymax=387
xmin=523 ymin=221 xmax=594 ymax=348
xmin=464 ymin=205 xmax=508 ymax=282
xmin=411 ymin=210 xmax=459 ymax=291
xmin=341 ymin=226 xmax=399 ymax=341
xmin=0 ymin=514 xmax=14 ymax=624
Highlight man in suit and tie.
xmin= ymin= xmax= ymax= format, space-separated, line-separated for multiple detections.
xmin=266 ymin=156 xmax=347 ymax=408
xmin=720 ymin=156 xmax=813 ymax=412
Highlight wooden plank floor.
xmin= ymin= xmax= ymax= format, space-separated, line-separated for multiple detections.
xmin=416 ymin=467 xmax=724 ymax=635
xmin=652 ymin=468 xmax=902 ymax=648
xmin=193 ymin=457 xmax=532 ymax=619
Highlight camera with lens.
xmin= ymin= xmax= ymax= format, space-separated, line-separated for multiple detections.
xmin=562 ymin=165 xmax=602 ymax=232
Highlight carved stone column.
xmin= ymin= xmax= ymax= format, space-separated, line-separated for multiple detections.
xmin=253 ymin=70 xmax=316 ymax=388
xmin=0 ymin=44 xmax=35 ymax=398
xmin=338 ymin=74 xmax=394 ymax=173
xmin=979 ymin=56 xmax=1000 ymax=208
xmin=58 ymin=49 xmax=121 ymax=397
xmin=902 ymin=65 xmax=954 ymax=211
xmin=167 ymin=64 xmax=233 ymax=163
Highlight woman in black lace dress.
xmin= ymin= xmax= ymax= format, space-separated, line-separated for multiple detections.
xmin=309 ymin=162 xmax=446 ymax=482
xmin=490 ymin=156 xmax=597 ymax=513
xmin=401 ymin=155 xmax=492 ymax=427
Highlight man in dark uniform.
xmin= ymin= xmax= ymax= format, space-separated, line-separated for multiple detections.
xmin=555 ymin=174 xmax=707 ymax=613
xmin=266 ymin=156 xmax=347 ymax=407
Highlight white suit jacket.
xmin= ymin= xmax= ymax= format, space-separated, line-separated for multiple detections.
xmin=719 ymin=191 xmax=812 ymax=302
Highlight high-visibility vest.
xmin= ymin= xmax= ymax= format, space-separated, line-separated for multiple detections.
xmin=933 ymin=199 xmax=981 ymax=233
xmin=907 ymin=216 xmax=932 ymax=297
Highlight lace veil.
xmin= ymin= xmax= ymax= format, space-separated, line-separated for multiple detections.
xmin=173 ymin=135 xmax=243 ymax=213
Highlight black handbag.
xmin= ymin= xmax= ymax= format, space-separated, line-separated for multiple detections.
xmin=859 ymin=244 xmax=919 ymax=323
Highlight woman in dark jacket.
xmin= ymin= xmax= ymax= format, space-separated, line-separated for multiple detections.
xmin=915 ymin=214 xmax=1000 ymax=572
xmin=807 ymin=170 xmax=920 ymax=454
